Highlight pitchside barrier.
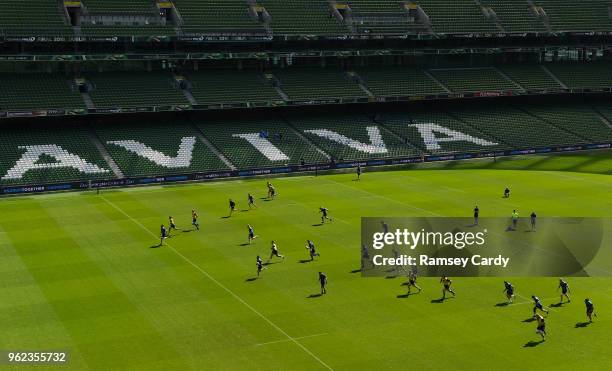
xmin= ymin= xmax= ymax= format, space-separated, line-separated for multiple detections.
xmin=1 ymin=142 xmax=610 ymax=196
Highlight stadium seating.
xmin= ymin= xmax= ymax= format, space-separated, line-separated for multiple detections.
xmin=449 ymin=105 xmax=583 ymax=148
xmin=481 ymin=0 xmax=547 ymax=33
xmin=187 ymin=70 xmax=282 ymax=106
xmin=428 ymin=68 xmax=521 ymax=93
xmin=173 ymin=0 xmax=265 ymax=34
xmin=0 ymin=125 xmax=111 ymax=185
xmin=286 ymin=113 xmax=418 ymax=161
xmin=96 ymin=121 xmax=229 ymax=177
xmin=377 ymin=110 xmax=509 ymax=153
xmin=0 ymin=0 xmax=73 ymax=37
xmin=523 ymin=103 xmax=612 ymax=143
xmin=535 ymin=0 xmax=612 ymax=32
xmin=498 ymin=65 xmax=563 ymax=90
xmin=345 ymin=0 xmax=424 ymax=34
xmin=0 ymin=74 xmax=85 ymax=111
xmin=357 ymin=66 xmax=448 ymax=97
xmin=260 ymin=0 xmax=347 ymax=35
xmin=544 ymin=63 xmax=612 ymax=89
xmin=83 ymin=0 xmax=155 ymax=14
xmin=196 ymin=116 xmax=328 ymax=169
xmin=86 ymin=71 xmax=189 ymax=109
xmin=79 ymin=25 xmax=177 ymax=37
xmin=274 ymin=68 xmax=367 ymax=101
xmin=417 ymin=0 xmax=497 ymax=34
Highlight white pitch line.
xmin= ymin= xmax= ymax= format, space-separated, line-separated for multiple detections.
xmin=256 ymin=333 xmax=328 ymax=347
xmin=99 ymin=195 xmax=333 ymax=371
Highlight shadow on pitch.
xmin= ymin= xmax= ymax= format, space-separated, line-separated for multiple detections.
xmin=495 ymin=302 xmax=510 ymax=307
xmin=298 ymin=259 xmax=313 ymax=264
xmin=312 ymin=223 xmax=323 ymax=227
xmin=430 ymin=298 xmax=445 ymax=304
xmin=221 ymin=216 xmax=231 ymax=219
xmin=397 ymin=293 xmax=416 ymax=299
xmin=523 ymin=340 xmax=545 ymax=347
xmin=238 ymin=243 xmax=250 ymax=247
xmin=307 ymin=293 xmax=323 ymax=298
xmin=150 ymin=244 xmax=162 ymax=249
xmin=350 ymin=269 xmax=361 ymax=273
xmin=522 ymin=317 xmax=536 ymax=323
xmin=550 ymin=303 xmax=564 ymax=308
xmin=245 ymin=277 xmax=257 ymax=282
xmin=575 ymin=322 xmax=591 ymax=328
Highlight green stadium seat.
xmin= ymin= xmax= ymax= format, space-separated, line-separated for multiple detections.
xmin=96 ymin=121 xmax=229 ymax=177
xmin=196 ymin=116 xmax=328 ymax=169
xmin=0 ymin=125 xmax=111 ymax=185
xmin=0 ymin=74 xmax=85 ymax=111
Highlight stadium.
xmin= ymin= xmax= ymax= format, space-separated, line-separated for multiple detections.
xmin=1 ymin=1 xmax=611 ymax=370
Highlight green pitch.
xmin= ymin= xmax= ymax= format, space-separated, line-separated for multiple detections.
xmin=1 ymin=151 xmax=611 ymax=370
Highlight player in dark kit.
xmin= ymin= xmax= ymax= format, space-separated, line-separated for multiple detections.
xmin=247 ymin=224 xmax=258 ymax=244
xmin=256 ymin=255 xmax=266 ymax=277
xmin=248 ymin=193 xmax=257 ymax=209
xmin=306 ymin=240 xmax=320 ymax=261
xmin=530 ymin=211 xmax=537 ymax=231
xmin=319 ymin=272 xmax=328 ymax=294
xmin=532 ymin=295 xmax=549 ymax=315
xmin=320 ymin=207 xmax=333 ymax=224
xmin=229 ymin=199 xmax=237 ymax=216
xmin=191 ymin=209 xmax=200 ymax=231
xmin=558 ymin=278 xmax=571 ymax=303
xmin=381 ymin=221 xmax=389 ymax=234
xmin=356 ymin=164 xmax=362 ymax=180
xmin=503 ymin=281 xmax=515 ymax=303
xmin=268 ymin=240 xmax=285 ymax=262
xmin=361 ymin=244 xmax=370 ymax=269
xmin=407 ymin=271 xmax=422 ymax=293
xmin=535 ymin=314 xmax=546 ymax=340
xmin=585 ymin=298 xmax=597 ymax=322
xmin=440 ymin=276 xmax=455 ymax=299
xmin=160 ymin=225 xmax=168 ymax=246
xmin=473 ymin=206 xmax=479 ymax=226
xmin=504 ymin=187 xmax=511 ymax=198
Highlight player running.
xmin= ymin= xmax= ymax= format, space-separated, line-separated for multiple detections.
xmin=168 ymin=216 xmax=178 ymax=236
xmin=503 ymin=281 xmax=515 ymax=303
xmin=381 ymin=220 xmax=389 ymax=233
xmin=247 ymin=224 xmax=258 ymax=244
xmin=191 ymin=209 xmax=200 ymax=231
xmin=160 ymin=224 xmax=168 ymax=246
xmin=407 ymin=271 xmax=422 ymax=294
xmin=248 ymin=193 xmax=257 ymax=209
xmin=268 ymin=240 xmax=285 ymax=262
xmin=361 ymin=244 xmax=370 ymax=269
xmin=558 ymin=278 xmax=571 ymax=303
xmin=530 ymin=211 xmax=537 ymax=231
xmin=356 ymin=164 xmax=362 ymax=180
xmin=440 ymin=276 xmax=456 ymax=299
xmin=473 ymin=205 xmax=479 ymax=226
xmin=256 ymin=255 xmax=266 ymax=277
xmin=229 ymin=199 xmax=237 ymax=216
xmin=504 ymin=187 xmax=511 ymax=198
xmin=267 ymin=182 xmax=276 ymax=199
xmin=585 ymin=298 xmax=597 ymax=322
xmin=319 ymin=207 xmax=333 ymax=224
xmin=306 ymin=240 xmax=320 ymax=261
xmin=319 ymin=272 xmax=328 ymax=294
xmin=535 ymin=313 xmax=546 ymax=340
xmin=532 ymin=295 xmax=549 ymax=316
